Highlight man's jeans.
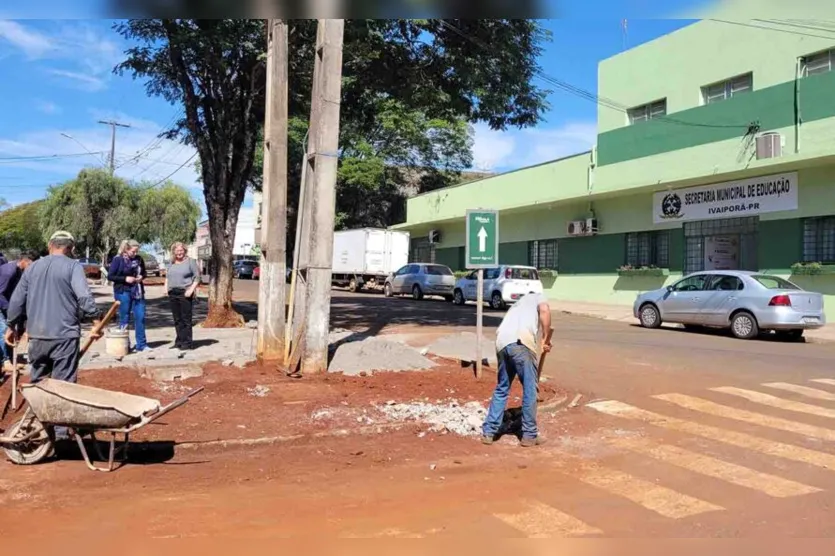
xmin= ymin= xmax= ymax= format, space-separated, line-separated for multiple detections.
xmin=115 ymin=292 xmax=147 ymax=351
xmin=0 ymin=313 xmax=7 ymax=365
xmin=482 ymin=342 xmax=539 ymax=440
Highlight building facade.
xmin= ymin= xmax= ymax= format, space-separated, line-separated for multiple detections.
xmin=396 ymin=20 xmax=835 ymax=306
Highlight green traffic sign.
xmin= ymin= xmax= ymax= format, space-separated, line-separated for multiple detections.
xmin=465 ymin=209 xmax=499 ymax=269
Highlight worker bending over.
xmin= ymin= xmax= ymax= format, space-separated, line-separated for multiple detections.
xmin=481 ymin=292 xmax=552 ymax=447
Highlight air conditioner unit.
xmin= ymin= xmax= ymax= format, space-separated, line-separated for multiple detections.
xmin=756 ymin=132 xmax=783 ymax=160
xmin=567 ymin=220 xmax=587 ymax=236
xmin=586 ymin=218 xmax=598 ymax=235
xmin=428 ymin=229 xmax=441 ymax=244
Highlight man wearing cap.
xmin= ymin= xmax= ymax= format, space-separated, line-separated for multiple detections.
xmin=4 ymin=231 xmax=102 ymax=389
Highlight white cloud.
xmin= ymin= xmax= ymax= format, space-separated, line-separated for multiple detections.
xmin=35 ymin=100 xmax=61 ymax=114
xmin=0 ymin=20 xmax=121 ymax=91
xmin=470 ymin=121 xmax=597 ymax=172
xmin=0 ymin=19 xmax=54 ymax=58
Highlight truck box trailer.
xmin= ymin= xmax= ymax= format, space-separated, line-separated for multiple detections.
xmin=331 ymin=229 xmax=410 ymax=292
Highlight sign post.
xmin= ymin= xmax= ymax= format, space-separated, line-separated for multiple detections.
xmin=465 ymin=209 xmax=499 ymax=379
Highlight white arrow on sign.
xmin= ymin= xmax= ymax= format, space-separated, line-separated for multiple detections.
xmin=478 ymin=226 xmax=488 ymax=252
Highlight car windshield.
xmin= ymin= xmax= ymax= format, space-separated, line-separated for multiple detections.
xmin=510 ymin=267 xmax=539 ymax=280
xmin=425 ymin=265 xmax=452 ymax=276
xmin=752 ymin=275 xmax=801 ymax=290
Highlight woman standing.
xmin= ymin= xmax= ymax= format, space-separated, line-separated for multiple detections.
xmin=166 ymin=242 xmax=200 ymax=350
xmin=108 ymin=239 xmax=150 ymax=353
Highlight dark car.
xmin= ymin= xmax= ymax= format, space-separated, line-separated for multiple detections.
xmin=234 ymin=259 xmax=259 ymax=279
xmin=77 ymin=258 xmax=102 ymax=280
xmin=144 ymin=256 xmax=162 ymax=277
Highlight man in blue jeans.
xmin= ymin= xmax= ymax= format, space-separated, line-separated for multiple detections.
xmin=482 ymin=291 xmax=552 ymax=447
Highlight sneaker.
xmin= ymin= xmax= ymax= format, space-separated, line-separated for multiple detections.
xmin=134 ymin=346 xmax=153 ymax=353
xmin=520 ymin=436 xmax=546 ymax=448
xmin=481 ymin=435 xmax=495 ymax=446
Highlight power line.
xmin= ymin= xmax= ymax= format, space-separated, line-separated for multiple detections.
xmin=437 ymin=20 xmax=753 ymax=130
xmin=710 ymin=19 xmax=835 ymax=41
xmin=0 ymin=152 xmax=107 ymax=163
xmin=139 ymin=151 xmax=199 ymax=190
xmin=755 ymin=19 xmax=835 ymax=36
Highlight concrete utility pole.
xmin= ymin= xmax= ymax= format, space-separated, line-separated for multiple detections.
xmin=297 ymin=19 xmax=344 ymax=375
xmin=97 ymin=120 xmax=131 ymax=174
xmin=257 ymin=19 xmax=289 ymax=361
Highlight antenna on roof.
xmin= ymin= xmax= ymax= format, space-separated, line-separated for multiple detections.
xmin=622 ymin=19 xmax=628 ymax=51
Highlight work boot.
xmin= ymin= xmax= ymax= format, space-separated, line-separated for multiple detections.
xmin=481 ymin=435 xmax=495 ymax=446
xmin=520 ymin=436 xmax=546 ymax=448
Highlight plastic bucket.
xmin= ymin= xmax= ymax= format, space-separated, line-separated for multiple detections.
xmin=105 ymin=328 xmax=130 ymax=357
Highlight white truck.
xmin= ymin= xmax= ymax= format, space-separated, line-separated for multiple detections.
xmin=332 ymin=228 xmax=410 ymax=292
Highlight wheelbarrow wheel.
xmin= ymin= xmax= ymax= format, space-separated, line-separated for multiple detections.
xmin=3 ymin=408 xmax=54 ymax=465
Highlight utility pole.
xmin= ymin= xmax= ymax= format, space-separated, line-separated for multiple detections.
xmin=98 ymin=120 xmax=131 ymax=174
xmin=257 ymin=19 xmax=288 ymax=361
xmin=296 ymin=19 xmax=344 ymax=375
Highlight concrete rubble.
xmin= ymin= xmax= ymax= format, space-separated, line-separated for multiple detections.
xmin=328 ymin=336 xmax=436 ymax=376
xmin=376 ymin=399 xmax=487 ymax=437
xmin=247 ymin=385 xmax=271 ymax=397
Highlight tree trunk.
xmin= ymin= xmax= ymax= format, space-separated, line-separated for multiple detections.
xmin=203 ymin=187 xmax=245 ymax=328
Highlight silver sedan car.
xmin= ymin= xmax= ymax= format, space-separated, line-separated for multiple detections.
xmin=634 ymin=271 xmax=825 ymax=340
xmin=384 ymin=263 xmax=456 ymax=301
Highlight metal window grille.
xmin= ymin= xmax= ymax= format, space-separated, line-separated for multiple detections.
xmin=804 ymin=49 xmax=834 ymax=77
xmin=528 ymin=239 xmax=558 ymax=270
xmin=628 ymin=99 xmax=667 ymax=125
xmin=702 ymin=73 xmax=752 ymax=104
xmin=625 ymin=231 xmax=670 ymax=267
xmin=410 ymin=238 xmax=435 ymax=263
xmin=803 ymin=217 xmax=835 ymax=263
xmin=683 ymin=217 xmax=759 ymax=274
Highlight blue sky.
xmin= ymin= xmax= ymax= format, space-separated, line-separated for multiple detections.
xmin=0 ymin=14 xmax=700 ymax=224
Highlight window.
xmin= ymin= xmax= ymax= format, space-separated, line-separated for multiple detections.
xmin=671 ymin=274 xmax=709 ymax=292
xmin=803 ymin=49 xmax=834 ymax=77
xmin=753 ymin=275 xmax=800 ymax=290
xmin=410 ymin=238 xmax=435 ymax=263
xmin=628 ymin=99 xmax=666 ymax=125
xmin=707 ymin=275 xmax=744 ymax=291
xmin=484 ymin=268 xmax=501 ymax=280
xmin=625 ymin=231 xmax=670 ymax=268
xmin=803 ymin=216 xmax=835 ymax=264
xmin=424 ymin=265 xmax=452 ymax=276
xmin=701 ymin=73 xmax=752 ymax=104
xmin=510 ymin=267 xmax=539 ymax=280
xmin=528 ymin=239 xmax=558 ymax=270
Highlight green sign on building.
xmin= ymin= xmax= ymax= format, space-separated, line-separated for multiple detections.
xmin=465 ymin=209 xmax=499 ymax=269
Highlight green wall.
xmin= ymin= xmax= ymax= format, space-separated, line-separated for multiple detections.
xmin=759 ymin=219 xmax=803 ymax=272
xmin=500 ymin=241 xmax=529 ymax=266
xmin=558 ymin=234 xmax=625 ymax=274
xmin=597 ymin=71 xmax=835 ymax=166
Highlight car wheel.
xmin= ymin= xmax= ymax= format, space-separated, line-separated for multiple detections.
xmin=490 ymin=292 xmax=505 ymax=310
xmin=453 ymin=289 xmax=465 ymax=306
xmin=412 ymin=284 xmax=424 ymax=301
xmin=384 ymin=283 xmax=393 ymax=298
xmin=777 ymin=329 xmax=804 ymax=342
xmin=639 ymin=303 xmax=662 ymax=329
xmin=731 ymin=311 xmax=759 ymax=340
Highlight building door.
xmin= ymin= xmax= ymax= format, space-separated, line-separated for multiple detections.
xmin=684 ymin=217 xmax=758 ymax=274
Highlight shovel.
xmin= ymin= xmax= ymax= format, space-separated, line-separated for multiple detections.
xmin=536 ymin=328 xmax=554 ymax=394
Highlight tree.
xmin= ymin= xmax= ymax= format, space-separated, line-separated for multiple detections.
xmin=39 ymin=168 xmax=201 ymax=263
xmin=0 ymin=201 xmax=46 ymax=253
xmin=115 ymin=20 xmax=265 ymax=327
xmin=114 ymin=19 xmax=549 ymax=324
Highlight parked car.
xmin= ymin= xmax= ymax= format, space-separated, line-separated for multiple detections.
xmin=384 ymin=263 xmax=456 ymax=301
xmin=634 ymin=271 xmax=825 ymax=340
xmin=144 ymin=257 xmax=162 ymax=277
xmin=453 ymin=265 xmax=543 ymax=310
xmin=234 ymin=259 xmax=259 ymax=280
xmin=77 ymin=258 xmax=102 ymax=280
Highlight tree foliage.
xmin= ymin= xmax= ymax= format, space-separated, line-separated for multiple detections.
xmin=38 ymin=168 xmax=200 ymax=261
xmin=0 ymin=201 xmax=46 ymax=253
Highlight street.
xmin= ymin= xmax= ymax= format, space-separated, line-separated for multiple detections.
xmin=4 ymin=281 xmax=835 ymax=539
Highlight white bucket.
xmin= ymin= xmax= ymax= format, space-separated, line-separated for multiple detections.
xmin=105 ymin=328 xmax=130 ymax=357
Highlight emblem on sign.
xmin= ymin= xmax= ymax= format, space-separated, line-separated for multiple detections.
xmin=659 ymin=192 xmax=684 ymax=220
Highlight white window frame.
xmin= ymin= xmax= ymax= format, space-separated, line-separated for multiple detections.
xmin=803 ymin=48 xmax=834 ymax=77
xmin=627 ymin=99 xmax=666 ymax=125
xmin=701 ymin=73 xmax=753 ymax=105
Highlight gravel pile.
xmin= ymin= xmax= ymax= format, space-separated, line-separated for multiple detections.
xmin=328 ymin=337 xmax=436 ymax=376
xmin=376 ymin=400 xmax=487 ymax=436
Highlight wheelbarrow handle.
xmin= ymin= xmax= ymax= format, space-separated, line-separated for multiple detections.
xmin=127 ymin=386 xmax=206 ymax=432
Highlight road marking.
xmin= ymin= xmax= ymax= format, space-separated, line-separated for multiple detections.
xmin=610 ymin=437 xmax=821 ymax=498
xmin=494 ymin=500 xmax=602 ymax=537
xmin=655 ymin=393 xmax=835 ymax=441
xmin=587 ymin=400 xmax=835 ymax=471
xmin=713 ymin=387 xmax=835 ymax=419
xmin=811 ymin=379 xmax=835 ymax=388
xmin=762 ymin=382 xmax=835 ymax=402
xmin=576 ymin=465 xmax=723 ymax=519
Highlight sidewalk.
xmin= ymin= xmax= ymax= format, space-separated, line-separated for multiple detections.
xmin=548 ymin=299 xmax=835 ymax=343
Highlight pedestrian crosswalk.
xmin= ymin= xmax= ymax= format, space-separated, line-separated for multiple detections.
xmin=364 ymin=377 xmax=835 ymax=538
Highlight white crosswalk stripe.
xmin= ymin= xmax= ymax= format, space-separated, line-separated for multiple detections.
xmin=762 ymin=382 xmax=835 ymax=401
xmin=494 ymin=500 xmax=602 ymax=537
xmin=810 ymin=379 xmax=835 ymax=388
xmin=712 ymin=387 xmax=835 ymax=419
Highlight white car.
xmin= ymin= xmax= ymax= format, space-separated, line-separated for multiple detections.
xmin=453 ymin=265 xmax=543 ymax=310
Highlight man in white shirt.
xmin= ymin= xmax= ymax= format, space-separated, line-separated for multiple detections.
xmin=482 ymin=292 xmax=551 ymax=447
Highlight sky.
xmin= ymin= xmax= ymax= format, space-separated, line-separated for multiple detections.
xmin=0 ymin=10 xmax=707 ymax=236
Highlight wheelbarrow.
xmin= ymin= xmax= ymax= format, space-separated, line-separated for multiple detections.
xmin=0 ymin=379 xmax=203 ymax=472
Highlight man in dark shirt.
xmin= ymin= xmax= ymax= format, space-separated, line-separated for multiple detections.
xmin=5 ymin=232 xmax=101 ymax=386
xmin=0 ymin=250 xmax=40 ymax=370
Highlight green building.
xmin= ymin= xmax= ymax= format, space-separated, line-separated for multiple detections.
xmin=395 ymin=20 xmax=835 ymax=307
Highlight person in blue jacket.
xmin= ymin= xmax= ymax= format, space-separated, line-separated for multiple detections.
xmin=108 ymin=239 xmax=150 ymax=352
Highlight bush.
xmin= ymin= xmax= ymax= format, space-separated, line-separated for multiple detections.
xmin=790 ymin=262 xmax=835 ymax=275
xmin=617 ymin=265 xmax=669 ymax=277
